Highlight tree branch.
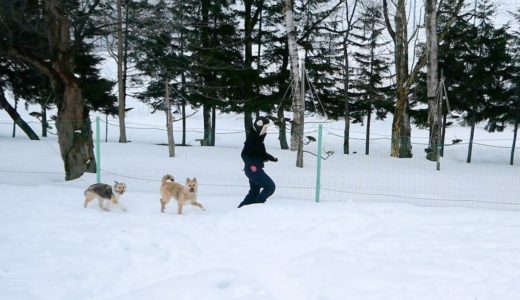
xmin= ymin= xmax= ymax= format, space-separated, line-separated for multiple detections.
xmin=75 ymin=0 xmax=102 ymax=39
xmin=382 ymin=0 xmax=396 ymax=42
xmin=345 ymin=0 xmax=359 ymax=37
xmin=406 ymin=51 xmax=427 ymax=89
xmin=406 ymin=0 xmax=464 ymax=89
xmin=6 ymin=48 xmax=54 ymax=79
xmin=437 ymin=0 xmax=464 ymax=41
xmin=297 ymin=0 xmax=344 ymax=44
xmin=250 ymin=0 xmax=264 ymax=28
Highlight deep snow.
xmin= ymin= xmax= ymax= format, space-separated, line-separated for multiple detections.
xmin=1 ymin=99 xmax=520 ymax=299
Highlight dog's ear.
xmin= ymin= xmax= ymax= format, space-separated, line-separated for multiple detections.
xmin=114 ymin=180 xmax=119 ymax=185
xmin=186 ymin=177 xmax=190 ymax=182
xmin=192 ymin=177 xmax=197 ymax=182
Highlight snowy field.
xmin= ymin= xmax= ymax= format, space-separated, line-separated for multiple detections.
xmin=1 ymin=96 xmax=520 ymax=300
xmin=2 ymin=1 xmax=520 ymax=298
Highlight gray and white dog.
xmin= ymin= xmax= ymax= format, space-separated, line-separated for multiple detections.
xmin=84 ymin=181 xmax=127 ymax=212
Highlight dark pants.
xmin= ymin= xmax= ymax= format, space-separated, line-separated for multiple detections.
xmin=238 ymin=167 xmax=276 ymax=208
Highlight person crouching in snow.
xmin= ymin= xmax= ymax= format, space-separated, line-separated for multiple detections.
xmin=238 ymin=116 xmax=278 ymax=208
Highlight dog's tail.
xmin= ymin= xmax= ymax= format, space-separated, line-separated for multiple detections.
xmin=161 ymin=174 xmax=175 ymax=186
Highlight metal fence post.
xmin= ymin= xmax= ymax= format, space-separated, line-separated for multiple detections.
xmin=315 ymin=124 xmax=323 ymax=203
xmin=96 ymin=116 xmax=101 ymax=183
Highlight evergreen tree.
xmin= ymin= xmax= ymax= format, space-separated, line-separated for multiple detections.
xmin=414 ymin=0 xmax=511 ymax=162
xmin=502 ymin=9 xmax=520 ymax=165
xmin=351 ymin=2 xmax=391 ymax=155
xmin=460 ymin=0 xmax=511 ymax=163
xmin=294 ymin=0 xmax=344 ymax=120
xmin=131 ymin=0 xmax=242 ymax=147
xmin=0 ymin=0 xmax=118 ymax=179
xmin=128 ymin=0 xmax=196 ymax=149
xmin=235 ymin=0 xmax=266 ymax=136
xmin=0 ymin=58 xmax=41 ymax=140
xmin=187 ymin=0 xmax=242 ymax=146
xmin=261 ymin=0 xmax=293 ymax=149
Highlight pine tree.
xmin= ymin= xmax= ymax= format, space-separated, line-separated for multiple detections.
xmin=351 ymin=2 xmax=391 ymax=155
xmin=294 ymin=0 xmax=344 ymax=121
xmin=0 ymin=59 xmax=41 ymax=140
xmin=460 ymin=0 xmax=511 ymax=163
xmin=502 ymin=9 xmax=520 ymax=165
xmin=412 ymin=0 xmax=470 ymax=152
xmin=187 ymin=0 xmax=242 ymax=146
xmin=260 ymin=0 xmax=293 ymax=149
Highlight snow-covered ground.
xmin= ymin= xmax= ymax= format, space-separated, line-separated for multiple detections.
xmin=2 ymin=185 xmax=520 ymax=300
xmin=1 ymin=1 xmax=519 ymax=297
xmin=1 ymin=95 xmax=520 ymax=299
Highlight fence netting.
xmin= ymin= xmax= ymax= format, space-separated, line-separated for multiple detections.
xmin=1 ymin=117 xmax=519 ymax=210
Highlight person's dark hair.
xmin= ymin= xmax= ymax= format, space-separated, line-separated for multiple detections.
xmin=253 ymin=116 xmax=270 ymax=133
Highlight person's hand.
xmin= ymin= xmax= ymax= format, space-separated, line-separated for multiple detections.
xmin=250 ymin=165 xmax=257 ymax=172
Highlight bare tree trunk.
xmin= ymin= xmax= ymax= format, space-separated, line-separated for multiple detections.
xmin=342 ymin=0 xmax=358 ymax=155
xmin=277 ymin=106 xmax=289 ymax=149
xmin=366 ymin=42 xmax=375 ymax=156
xmin=511 ymin=105 xmax=518 ymax=166
xmin=426 ymin=0 xmax=440 ymax=161
xmin=0 ymin=89 xmax=39 ymax=140
xmin=441 ymin=110 xmax=447 ymax=156
xmin=343 ymin=39 xmax=351 ymax=155
xmin=12 ymin=95 xmax=18 ymax=137
xmin=180 ymin=10 xmax=187 ymax=146
xmin=391 ymin=84 xmax=413 ymax=158
xmin=467 ymin=110 xmax=476 ymax=163
xmin=243 ymin=0 xmax=254 ymax=139
xmin=366 ymin=101 xmax=371 ymax=155
xmin=211 ymin=106 xmax=216 ymax=146
xmin=41 ymin=101 xmax=48 ymax=138
xmin=296 ymin=58 xmax=305 ymax=167
xmin=55 ymin=84 xmax=96 ymax=180
xmin=164 ymin=80 xmax=175 ymax=157
xmin=46 ymin=0 xmax=96 ymax=180
xmin=245 ymin=112 xmax=253 ymax=138
xmin=384 ymin=0 xmax=413 ymax=158
xmin=181 ymin=93 xmax=186 ymax=146
xmin=277 ymin=42 xmax=290 ymax=150
xmin=117 ymin=0 xmax=127 ymax=143
xmin=202 ymin=105 xmax=212 ymax=146
xmin=284 ymin=0 xmax=304 ymax=157
xmin=381 ymin=0 xmax=463 ymax=158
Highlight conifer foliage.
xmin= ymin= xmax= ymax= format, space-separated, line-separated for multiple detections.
xmin=1 ymin=0 xmax=520 ymax=175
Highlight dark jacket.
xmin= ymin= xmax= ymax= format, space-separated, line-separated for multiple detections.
xmin=241 ymin=127 xmax=276 ymax=169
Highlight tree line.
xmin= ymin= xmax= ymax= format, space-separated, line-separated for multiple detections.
xmin=1 ymin=0 xmax=519 ymax=180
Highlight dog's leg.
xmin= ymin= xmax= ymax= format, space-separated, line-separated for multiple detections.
xmin=191 ymin=201 xmax=205 ymax=211
xmin=112 ymin=197 xmax=127 ymax=212
xmin=160 ymin=198 xmax=166 ymax=213
xmin=177 ymin=200 xmax=183 ymax=215
xmin=98 ymin=198 xmax=109 ymax=211
xmin=84 ymin=194 xmax=94 ymax=208
xmin=117 ymin=202 xmax=127 ymax=212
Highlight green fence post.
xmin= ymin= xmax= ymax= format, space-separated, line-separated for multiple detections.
xmin=96 ymin=116 xmax=101 ymax=183
xmin=315 ymin=124 xmax=323 ymax=203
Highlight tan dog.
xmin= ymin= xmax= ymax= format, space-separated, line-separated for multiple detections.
xmin=84 ymin=182 xmax=127 ymax=212
xmin=160 ymin=175 xmax=204 ymax=215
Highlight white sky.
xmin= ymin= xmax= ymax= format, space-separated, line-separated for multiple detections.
xmin=496 ymin=0 xmax=519 ymax=27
